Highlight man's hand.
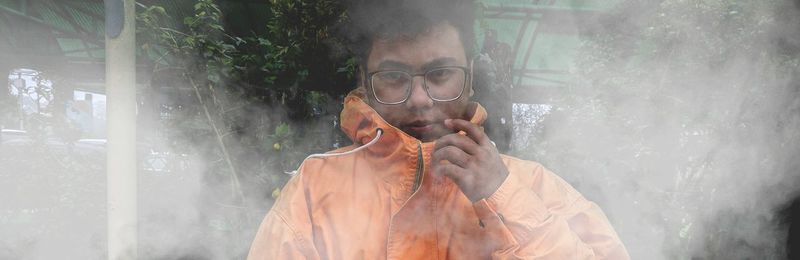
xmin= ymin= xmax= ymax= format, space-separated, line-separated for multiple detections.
xmin=432 ymin=119 xmax=510 ymax=202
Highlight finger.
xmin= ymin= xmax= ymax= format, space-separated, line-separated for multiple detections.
xmin=432 ymin=145 xmax=471 ymax=168
xmin=434 ymin=133 xmax=481 ymax=156
xmin=445 ymin=119 xmax=489 ymax=145
xmin=435 ymin=164 xmax=467 ymax=185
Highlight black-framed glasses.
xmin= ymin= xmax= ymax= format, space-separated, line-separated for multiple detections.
xmin=366 ymin=66 xmax=470 ymax=105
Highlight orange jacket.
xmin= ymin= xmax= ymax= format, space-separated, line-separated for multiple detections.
xmin=248 ymin=90 xmax=629 ymax=259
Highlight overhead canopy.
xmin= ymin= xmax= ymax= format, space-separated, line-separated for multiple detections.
xmin=0 ymin=0 xmax=271 ymax=91
xmin=0 ymin=0 xmax=106 ymax=89
xmin=0 ymin=0 xmax=619 ymax=103
xmin=479 ymin=0 xmax=621 ymax=103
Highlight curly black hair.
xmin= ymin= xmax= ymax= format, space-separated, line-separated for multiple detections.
xmin=337 ymin=0 xmax=476 ymax=66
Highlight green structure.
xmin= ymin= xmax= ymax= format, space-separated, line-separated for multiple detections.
xmin=0 ymin=0 xmax=616 ymax=104
xmin=0 ymin=0 xmax=106 ymax=88
xmin=478 ymin=1 xmax=619 ymax=102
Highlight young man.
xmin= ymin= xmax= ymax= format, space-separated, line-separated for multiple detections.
xmin=248 ymin=0 xmax=629 ymax=259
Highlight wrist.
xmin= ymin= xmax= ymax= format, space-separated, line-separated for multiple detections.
xmin=469 ymin=170 xmax=509 ymax=202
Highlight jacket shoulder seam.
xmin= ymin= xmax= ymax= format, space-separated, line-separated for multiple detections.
xmin=271 ymin=209 xmax=315 ymax=254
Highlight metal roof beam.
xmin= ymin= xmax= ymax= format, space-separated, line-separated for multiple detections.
xmin=62 ymin=1 xmax=104 ymax=22
xmin=0 ymin=3 xmax=104 ymax=46
xmin=47 ymin=0 xmax=101 ymax=58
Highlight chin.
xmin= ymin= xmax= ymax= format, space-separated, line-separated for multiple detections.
xmin=403 ymin=130 xmax=433 ymax=142
xmin=401 ymin=124 xmax=450 ymax=142
xmin=419 ymin=136 xmax=437 ymax=142
xmin=420 ymin=130 xmax=448 ymax=142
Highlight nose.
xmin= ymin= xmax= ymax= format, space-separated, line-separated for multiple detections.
xmin=405 ymin=76 xmax=433 ymax=109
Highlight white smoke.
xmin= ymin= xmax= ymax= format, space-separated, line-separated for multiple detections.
xmin=2 ymin=1 xmax=799 ymax=259
xmin=509 ymin=0 xmax=800 ymax=259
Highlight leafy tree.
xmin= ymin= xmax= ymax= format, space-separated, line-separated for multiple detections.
xmin=135 ymin=1 xmax=354 ymax=256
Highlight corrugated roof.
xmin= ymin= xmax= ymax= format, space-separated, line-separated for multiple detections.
xmin=0 ymin=0 xmax=621 ymax=101
xmin=0 ymin=0 xmax=267 ymax=62
xmin=0 ymin=0 xmax=104 ymax=61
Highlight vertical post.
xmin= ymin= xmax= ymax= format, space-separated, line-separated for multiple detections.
xmin=105 ymin=0 xmax=136 ymax=259
xmin=14 ymin=73 xmax=25 ymax=130
xmin=0 ymin=64 xmax=9 ymax=136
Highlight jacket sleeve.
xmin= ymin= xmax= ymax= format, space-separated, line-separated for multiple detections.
xmin=247 ymin=173 xmax=321 ymax=260
xmin=472 ymin=160 xmax=630 ymax=260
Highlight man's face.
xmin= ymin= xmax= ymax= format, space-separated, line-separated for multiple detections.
xmin=364 ymin=22 xmax=471 ymax=142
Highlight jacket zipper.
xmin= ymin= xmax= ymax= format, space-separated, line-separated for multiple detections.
xmin=386 ymin=142 xmax=425 ymax=259
xmin=412 ymin=142 xmax=423 ymax=193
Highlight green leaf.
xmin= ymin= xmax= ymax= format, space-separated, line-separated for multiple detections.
xmin=208 ymin=72 xmax=220 ymax=83
xmin=274 ymin=123 xmax=290 ymax=137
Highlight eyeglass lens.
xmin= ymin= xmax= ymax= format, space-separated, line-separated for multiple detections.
xmin=371 ymin=68 xmax=465 ymax=103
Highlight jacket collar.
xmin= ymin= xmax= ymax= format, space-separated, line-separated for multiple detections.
xmin=339 ymin=87 xmax=488 ymax=157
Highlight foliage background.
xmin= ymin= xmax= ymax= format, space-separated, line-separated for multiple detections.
xmin=133 ymin=1 xmax=358 ymax=257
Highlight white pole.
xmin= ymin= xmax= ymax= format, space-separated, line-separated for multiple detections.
xmin=105 ymin=0 xmax=137 ymax=259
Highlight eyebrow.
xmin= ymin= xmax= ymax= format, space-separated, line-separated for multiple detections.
xmin=421 ymin=57 xmax=459 ymax=71
xmin=376 ymin=60 xmax=411 ymax=71
xmin=375 ymin=57 xmax=460 ymax=72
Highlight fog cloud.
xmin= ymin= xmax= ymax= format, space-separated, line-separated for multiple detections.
xmin=2 ymin=1 xmax=799 ymax=259
xmin=509 ymin=1 xmax=800 ymax=258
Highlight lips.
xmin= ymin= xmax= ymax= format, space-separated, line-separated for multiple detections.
xmin=408 ymin=124 xmax=433 ymax=133
xmin=404 ymin=120 xmax=435 ymax=134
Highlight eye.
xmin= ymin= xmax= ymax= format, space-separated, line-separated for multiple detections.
xmin=375 ymin=71 xmax=409 ymax=86
xmin=426 ymin=68 xmax=455 ymax=83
